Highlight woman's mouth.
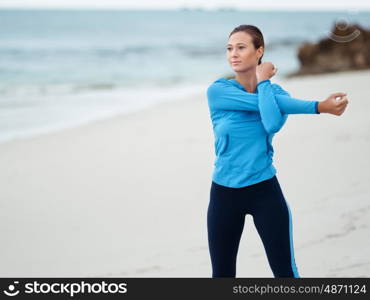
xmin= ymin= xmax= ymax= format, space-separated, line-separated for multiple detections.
xmin=231 ymin=61 xmax=241 ymax=64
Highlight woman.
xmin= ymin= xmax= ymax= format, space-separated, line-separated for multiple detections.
xmin=206 ymin=24 xmax=349 ymax=278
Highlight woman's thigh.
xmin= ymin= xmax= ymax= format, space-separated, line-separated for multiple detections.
xmin=249 ymin=176 xmax=299 ymax=277
xmin=207 ymin=181 xmax=246 ymax=277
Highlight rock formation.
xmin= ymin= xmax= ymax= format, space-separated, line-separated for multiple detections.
xmin=288 ymin=22 xmax=370 ymax=77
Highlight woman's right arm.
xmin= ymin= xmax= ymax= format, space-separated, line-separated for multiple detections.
xmin=207 ymin=79 xmax=320 ymax=134
xmin=207 ymin=79 xmax=319 ymax=114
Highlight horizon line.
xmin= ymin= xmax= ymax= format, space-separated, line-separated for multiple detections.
xmin=0 ymin=7 xmax=369 ymax=11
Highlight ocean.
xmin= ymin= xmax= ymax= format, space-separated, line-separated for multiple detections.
xmin=1 ymin=9 xmax=369 ymax=143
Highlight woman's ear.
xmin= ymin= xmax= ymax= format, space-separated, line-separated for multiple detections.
xmin=257 ymin=46 xmax=264 ymax=61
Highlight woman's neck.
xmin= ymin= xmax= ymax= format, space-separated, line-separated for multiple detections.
xmin=234 ymin=69 xmax=258 ymax=93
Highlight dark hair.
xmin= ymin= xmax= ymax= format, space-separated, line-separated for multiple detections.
xmin=229 ymin=25 xmax=264 ymax=65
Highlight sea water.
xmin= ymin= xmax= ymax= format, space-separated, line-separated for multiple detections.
xmin=0 ymin=9 xmax=369 ymax=143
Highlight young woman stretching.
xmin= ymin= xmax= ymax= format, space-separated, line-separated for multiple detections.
xmin=206 ymin=24 xmax=349 ymax=278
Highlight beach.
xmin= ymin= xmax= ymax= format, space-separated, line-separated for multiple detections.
xmin=0 ymin=69 xmax=369 ymax=277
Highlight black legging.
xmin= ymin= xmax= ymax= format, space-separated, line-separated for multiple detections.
xmin=207 ymin=175 xmax=300 ymax=278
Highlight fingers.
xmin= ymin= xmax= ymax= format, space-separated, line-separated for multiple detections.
xmin=260 ymin=61 xmax=278 ymax=77
xmin=339 ymin=104 xmax=348 ymax=115
xmin=337 ymin=96 xmax=349 ymax=115
xmin=332 ymin=94 xmax=349 ymax=107
xmin=338 ymin=96 xmax=349 ymax=105
xmin=271 ymin=63 xmax=277 ymax=75
xmin=332 ymin=92 xmax=347 ymax=98
xmin=263 ymin=61 xmax=276 ymax=69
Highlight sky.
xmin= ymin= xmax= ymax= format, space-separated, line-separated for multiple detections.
xmin=0 ymin=0 xmax=369 ymax=10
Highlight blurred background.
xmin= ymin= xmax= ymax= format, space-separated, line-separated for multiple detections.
xmin=1 ymin=0 xmax=369 ymax=143
xmin=1 ymin=1 xmax=370 ymax=278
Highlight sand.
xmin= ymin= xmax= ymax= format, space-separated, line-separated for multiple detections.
xmin=0 ymin=69 xmax=369 ymax=277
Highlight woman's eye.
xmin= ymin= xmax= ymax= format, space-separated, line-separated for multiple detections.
xmin=226 ymin=46 xmax=245 ymax=50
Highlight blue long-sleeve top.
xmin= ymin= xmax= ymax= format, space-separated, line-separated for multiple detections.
xmin=207 ymin=77 xmax=320 ymax=188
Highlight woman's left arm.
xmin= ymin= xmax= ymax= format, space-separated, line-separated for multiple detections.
xmin=257 ymin=80 xmax=286 ymax=134
xmin=257 ymin=79 xmax=320 ymax=134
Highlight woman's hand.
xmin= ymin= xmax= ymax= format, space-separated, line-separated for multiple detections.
xmin=256 ymin=62 xmax=277 ymax=83
xmin=318 ymin=93 xmax=349 ymax=115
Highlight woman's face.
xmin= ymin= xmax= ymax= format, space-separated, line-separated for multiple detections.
xmin=226 ymin=31 xmax=263 ymax=72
